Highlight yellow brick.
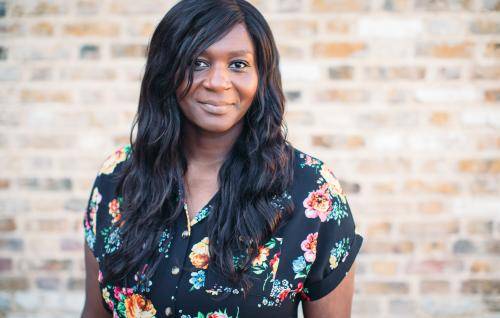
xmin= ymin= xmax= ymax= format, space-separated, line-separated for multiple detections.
xmin=420 ymin=241 xmax=447 ymax=254
xmin=315 ymin=88 xmax=370 ymax=103
xmin=363 ymin=281 xmax=409 ymax=294
xmin=0 ymin=179 xmax=10 ymax=189
xmin=20 ymin=89 xmax=72 ymax=103
xmin=325 ymin=20 xmax=352 ymax=34
xmin=418 ymin=201 xmax=445 ymax=214
xmin=276 ymin=44 xmax=305 ymax=59
xmin=311 ymin=134 xmax=365 ymax=149
xmin=420 ymin=280 xmax=450 ymax=293
xmin=404 ymin=180 xmax=460 ymax=195
xmin=470 ymin=260 xmax=493 ymax=273
xmin=458 ymin=159 xmax=500 ymax=174
xmin=372 ymin=261 xmax=398 ymax=275
xmin=313 ymin=42 xmax=366 ymax=58
xmin=484 ymin=42 xmax=500 ymax=58
xmin=399 ymin=221 xmax=459 ymax=236
xmin=372 ymin=182 xmax=396 ymax=194
xmin=484 ymin=89 xmax=500 ymax=102
xmin=476 ymin=135 xmax=500 ymax=150
xmin=312 ymin=0 xmax=369 ymax=11
xmin=471 ymin=65 xmax=500 ymax=80
xmin=366 ymin=222 xmax=392 ymax=236
xmin=417 ymin=41 xmax=474 ymax=58
xmin=269 ymin=19 xmax=318 ymax=37
xmin=63 ymin=22 xmax=120 ymax=37
xmin=431 ymin=41 xmax=474 ymax=58
xmin=362 ymin=240 xmax=414 ymax=254
xmin=31 ymin=22 xmax=54 ymax=36
xmin=429 ymin=111 xmax=450 ymax=125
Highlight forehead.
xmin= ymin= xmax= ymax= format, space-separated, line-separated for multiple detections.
xmin=200 ymin=24 xmax=255 ymax=58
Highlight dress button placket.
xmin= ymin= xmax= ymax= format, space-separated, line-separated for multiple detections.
xmin=166 ymin=213 xmax=192 ymax=316
xmin=165 ymin=306 xmax=173 ymax=316
xmin=171 ymin=266 xmax=180 ymax=275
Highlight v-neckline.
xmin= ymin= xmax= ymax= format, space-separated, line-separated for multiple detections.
xmin=183 ymin=189 xmax=219 ymax=226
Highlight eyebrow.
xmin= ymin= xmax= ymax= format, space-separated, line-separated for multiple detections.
xmin=201 ymin=49 xmax=254 ymax=57
xmin=227 ymin=49 xmax=253 ymax=56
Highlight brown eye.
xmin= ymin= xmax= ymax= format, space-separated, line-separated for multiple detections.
xmin=193 ymin=59 xmax=208 ymax=69
xmin=231 ymin=60 xmax=249 ymax=70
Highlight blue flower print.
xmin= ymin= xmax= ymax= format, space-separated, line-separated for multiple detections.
xmin=189 ymin=270 xmax=206 ymax=291
xmin=293 ymin=256 xmax=306 ymax=273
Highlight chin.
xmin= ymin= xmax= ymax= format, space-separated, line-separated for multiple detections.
xmin=197 ymin=121 xmax=236 ymax=134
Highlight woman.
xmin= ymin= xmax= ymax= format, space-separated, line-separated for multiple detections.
xmin=82 ymin=1 xmax=363 ymax=317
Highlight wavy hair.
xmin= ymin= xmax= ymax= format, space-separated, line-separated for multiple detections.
xmin=101 ymin=0 xmax=295 ymax=298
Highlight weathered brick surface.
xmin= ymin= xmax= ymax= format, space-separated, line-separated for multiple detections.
xmin=0 ymin=0 xmax=499 ymax=317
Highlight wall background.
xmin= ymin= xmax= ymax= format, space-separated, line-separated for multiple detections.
xmin=0 ymin=0 xmax=499 ymax=317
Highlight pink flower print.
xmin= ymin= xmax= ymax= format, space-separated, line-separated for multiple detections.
xmin=300 ymin=232 xmax=318 ymax=262
xmin=303 ymin=184 xmax=332 ymax=222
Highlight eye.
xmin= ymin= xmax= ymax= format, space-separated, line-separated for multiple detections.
xmin=193 ymin=59 xmax=209 ymax=69
xmin=230 ymin=60 xmax=249 ymax=70
xmin=192 ymin=59 xmax=250 ymax=71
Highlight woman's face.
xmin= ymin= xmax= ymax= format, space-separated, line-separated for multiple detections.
xmin=176 ymin=23 xmax=259 ymax=134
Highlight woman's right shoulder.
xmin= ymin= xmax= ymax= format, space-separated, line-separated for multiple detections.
xmin=97 ymin=144 xmax=132 ymax=178
xmin=84 ymin=144 xmax=131 ymax=259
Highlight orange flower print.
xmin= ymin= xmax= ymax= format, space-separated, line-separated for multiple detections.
xmin=189 ymin=237 xmax=210 ymax=269
xmin=319 ymin=164 xmax=347 ymax=204
xmin=251 ymin=246 xmax=270 ymax=266
xmin=270 ymin=251 xmax=280 ymax=279
xmin=108 ymin=198 xmax=122 ymax=224
xmin=124 ymin=293 xmax=157 ymax=318
xmin=99 ymin=145 xmax=131 ymax=175
xmin=300 ymin=232 xmax=318 ymax=262
xmin=278 ymin=288 xmax=291 ymax=301
xmin=303 ymin=184 xmax=332 ymax=222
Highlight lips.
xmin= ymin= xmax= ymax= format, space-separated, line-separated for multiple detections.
xmin=199 ymin=100 xmax=234 ymax=107
xmin=197 ymin=100 xmax=233 ymax=115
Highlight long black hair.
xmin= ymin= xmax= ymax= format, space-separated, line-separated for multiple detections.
xmin=101 ymin=0 xmax=295 ymax=297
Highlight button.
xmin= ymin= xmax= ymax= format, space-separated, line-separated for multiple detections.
xmin=171 ymin=266 xmax=180 ymax=275
xmin=165 ymin=306 xmax=173 ymax=316
xmin=181 ymin=230 xmax=190 ymax=239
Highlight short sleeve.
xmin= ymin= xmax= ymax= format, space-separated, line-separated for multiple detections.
xmin=82 ymin=173 xmax=103 ymax=259
xmin=82 ymin=144 xmax=131 ymax=261
xmin=301 ymin=163 xmax=363 ymax=301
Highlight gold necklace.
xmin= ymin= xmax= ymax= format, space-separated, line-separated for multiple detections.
xmin=183 ymin=200 xmax=191 ymax=236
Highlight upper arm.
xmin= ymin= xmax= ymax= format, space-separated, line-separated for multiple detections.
xmin=82 ymin=242 xmax=112 ymax=318
xmin=81 ymin=146 xmax=130 ymax=317
xmin=302 ymin=262 xmax=357 ymax=318
xmin=297 ymin=161 xmax=363 ymax=311
xmin=81 ymin=172 xmax=111 ymax=317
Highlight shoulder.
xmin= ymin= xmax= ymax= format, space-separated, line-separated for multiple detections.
xmin=290 ymin=146 xmax=348 ymax=208
xmin=276 ymin=147 xmax=362 ymax=301
xmin=98 ymin=144 xmax=132 ymax=177
xmin=90 ymin=143 xmax=132 ymax=201
xmin=83 ymin=144 xmax=131 ymax=259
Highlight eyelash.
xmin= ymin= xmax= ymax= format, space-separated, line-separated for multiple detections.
xmin=193 ymin=59 xmax=249 ymax=71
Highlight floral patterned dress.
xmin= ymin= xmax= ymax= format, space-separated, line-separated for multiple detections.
xmin=83 ymin=144 xmax=364 ymax=318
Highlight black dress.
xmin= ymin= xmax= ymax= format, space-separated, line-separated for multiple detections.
xmin=83 ymin=144 xmax=364 ymax=318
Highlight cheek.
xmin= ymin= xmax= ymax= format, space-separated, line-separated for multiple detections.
xmin=237 ymin=74 xmax=259 ymax=102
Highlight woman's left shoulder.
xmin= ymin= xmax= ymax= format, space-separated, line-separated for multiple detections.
xmin=268 ymin=147 xmax=363 ymax=302
xmin=290 ymin=146 xmax=349 ymax=206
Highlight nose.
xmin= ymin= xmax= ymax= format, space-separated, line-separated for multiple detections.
xmin=202 ymin=62 xmax=231 ymax=91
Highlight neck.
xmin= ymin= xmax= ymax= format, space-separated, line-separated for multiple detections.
xmin=181 ymin=120 xmax=243 ymax=170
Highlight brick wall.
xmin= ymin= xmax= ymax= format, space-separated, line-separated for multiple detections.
xmin=0 ymin=0 xmax=499 ymax=317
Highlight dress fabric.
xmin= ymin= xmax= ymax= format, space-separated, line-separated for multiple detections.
xmin=83 ymin=144 xmax=364 ymax=318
